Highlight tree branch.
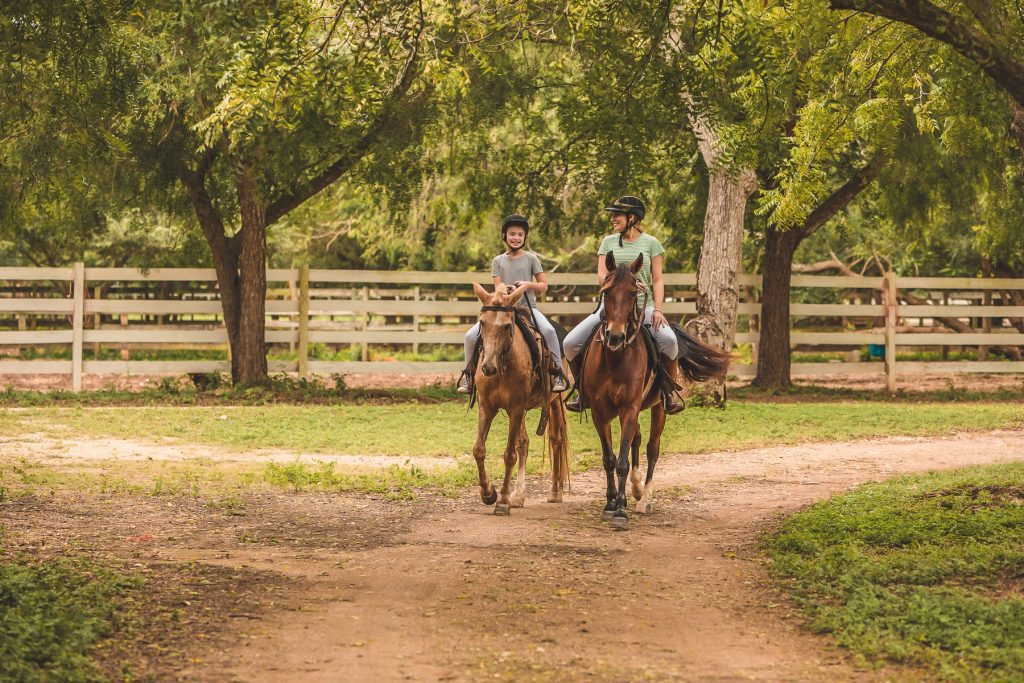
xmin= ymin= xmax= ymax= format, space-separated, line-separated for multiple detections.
xmin=800 ymin=152 xmax=887 ymax=238
xmin=829 ymin=0 xmax=1024 ymax=108
xmin=264 ymin=15 xmax=424 ymax=227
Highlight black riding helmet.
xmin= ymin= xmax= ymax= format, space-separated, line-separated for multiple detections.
xmin=501 ymin=214 xmax=530 ymax=238
xmin=603 ymin=196 xmax=646 ymax=221
xmin=501 ymin=215 xmax=530 ymax=253
xmin=604 ymin=196 xmax=646 ymax=246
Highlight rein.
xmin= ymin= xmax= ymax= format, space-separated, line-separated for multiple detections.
xmin=478 ymin=304 xmax=517 ymax=374
xmin=598 ymin=274 xmax=648 ymax=351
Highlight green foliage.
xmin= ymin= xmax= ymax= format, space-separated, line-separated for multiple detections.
xmin=767 ymin=463 xmax=1024 ymax=679
xmin=0 ymin=555 xmax=139 ymax=682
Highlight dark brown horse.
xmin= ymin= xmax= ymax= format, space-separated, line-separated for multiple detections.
xmin=578 ymin=253 xmax=731 ymax=529
xmin=470 ymin=283 xmax=570 ymax=514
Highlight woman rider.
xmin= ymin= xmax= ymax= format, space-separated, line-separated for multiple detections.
xmin=563 ymin=196 xmax=684 ymax=415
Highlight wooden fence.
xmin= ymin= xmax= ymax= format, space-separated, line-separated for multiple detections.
xmin=2 ymin=265 xmax=1023 ymax=391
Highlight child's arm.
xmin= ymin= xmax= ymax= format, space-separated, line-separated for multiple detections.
xmin=513 ymin=272 xmax=548 ymax=295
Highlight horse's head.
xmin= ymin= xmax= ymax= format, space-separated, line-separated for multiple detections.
xmin=600 ymin=252 xmax=644 ymax=351
xmin=473 ymin=282 xmax=525 ymax=376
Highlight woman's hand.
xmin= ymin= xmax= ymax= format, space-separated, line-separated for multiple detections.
xmin=636 ymin=281 xmax=647 ymax=293
xmin=651 ymin=309 xmax=668 ymax=330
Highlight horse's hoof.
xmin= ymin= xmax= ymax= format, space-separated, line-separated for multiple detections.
xmin=547 ymin=492 xmax=563 ymax=503
xmin=636 ymin=501 xmax=653 ymax=514
xmin=610 ymin=512 xmax=630 ymax=530
xmin=481 ymin=489 xmax=498 ymax=505
xmin=510 ymin=497 xmax=525 ymax=508
xmin=600 ymin=509 xmax=615 ymax=521
xmin=494 ymin=503 xmax=511 ymax=516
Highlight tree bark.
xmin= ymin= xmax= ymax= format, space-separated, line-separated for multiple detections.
xmin=751 ymin=228 xmax=802 ymax=389
xmin=233 ymin=161 xmax=269 ymax=384
xmin=683 ymin=110 xmax=758 ymax=402
xmin=752 ymin=154 xmax=887 ymax=389
xmin=179 ymin=162 xmax=245 ymax=381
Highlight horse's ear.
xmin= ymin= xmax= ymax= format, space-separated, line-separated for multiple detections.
xmin=507 ymin=286 xmax=526 ymax=306
xmin=630 ymin=253 xmax=644 ymax=274
xmin=472 ymin=282 xmax=490 ymax=302
xmin=604 ymin=251 xmax=616 ymax=273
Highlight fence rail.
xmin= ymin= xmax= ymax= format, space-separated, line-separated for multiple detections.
xmin=1 ymin=264 xmax=1023 ymax=391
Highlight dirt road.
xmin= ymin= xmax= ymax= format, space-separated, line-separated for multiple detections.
xmin=4 ymin=430 xmax=1023 ymax=681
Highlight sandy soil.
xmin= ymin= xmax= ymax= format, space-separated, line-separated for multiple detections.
xmin=3 ymin=430 xmax=1024 ymax=681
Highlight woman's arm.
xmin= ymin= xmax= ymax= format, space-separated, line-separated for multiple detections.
xmin=651 ymin=254 xmax=667 ymax=329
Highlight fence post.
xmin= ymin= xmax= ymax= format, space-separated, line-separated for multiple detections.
xmin=884 ymin=271 xmax=897 ymax=393
xmin=72 ymin=262 xmax=85 ymax=392
xmin=298 ymin=265 xmax=309 ymax=378
xmin=412 ymin=285 xmax=421 ymax=355
xmin=361 ymin=287 xmax=370 ymax=362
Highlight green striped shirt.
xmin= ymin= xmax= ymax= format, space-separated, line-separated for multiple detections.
xmin=597 ymin=233 xmax=665 ymax=291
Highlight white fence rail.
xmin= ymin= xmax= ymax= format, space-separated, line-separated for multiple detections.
xmin=2 ymin=265 xmax=1023 ymax=391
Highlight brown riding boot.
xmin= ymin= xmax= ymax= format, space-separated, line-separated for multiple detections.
xmin=565 ymin=355 xmax=585 ymax=413
xmin=661 ymin=355 xmax=685 ymax=415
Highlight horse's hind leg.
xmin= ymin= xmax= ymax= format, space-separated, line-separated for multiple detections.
xmin=510 ymin=420 xmax=529 ymax=508
xmin=629 ymin=431 xmax=643 ymax=501
xmin=474 ymin=405 xmax=498 ymax=505
xmin=495 ymin=410 xmax=525 ymax=515
xmin=637 ymin=404 xmax=666 ymax=515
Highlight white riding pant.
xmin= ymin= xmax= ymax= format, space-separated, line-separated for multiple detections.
xmin=563 ymin=305 xmax=678 ymax=361
xmin=464 ymin=308 xmax=562 ymax=365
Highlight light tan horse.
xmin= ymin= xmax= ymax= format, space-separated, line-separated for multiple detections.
xmin=470 ymin=283 xmax=570 ymax=514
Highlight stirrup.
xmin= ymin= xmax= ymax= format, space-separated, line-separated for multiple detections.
xmin=456 ymin=373 xmax=472 ymax=394
xmin=663 ymin=391 xmax=684 ymax=415
xmin=566 ymin=396 xmax=585 ymax=413
xmin=552 ymin=375 xmax=568 ymax=393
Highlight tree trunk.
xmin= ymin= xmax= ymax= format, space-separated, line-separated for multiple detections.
xmin=179 ymin=166 xmax=246 ymax=381
xmin=684 ymin=111 xmax=758 ymax=403
xmin=751 ymin=154 xmax=886 ymax=390
xmin=234 ymin=162 xmax=269 ymax=385
xmin=751 ymin=227 xmax=802 ymax=389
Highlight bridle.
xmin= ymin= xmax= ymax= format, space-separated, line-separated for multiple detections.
xmin=598 ymin=272 xmax=647 ymax=352
xmin=479 ymin=304 xmax=517 ymax=374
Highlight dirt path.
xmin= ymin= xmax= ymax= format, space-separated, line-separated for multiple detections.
xmin=5 ymin=430 xmax=1023 ymax=681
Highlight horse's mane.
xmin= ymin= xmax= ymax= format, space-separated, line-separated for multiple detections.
xmin=605 ymin=264 xmax=635 ymax=288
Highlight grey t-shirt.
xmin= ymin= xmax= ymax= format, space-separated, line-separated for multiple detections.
xmin=491 ymin=251 xmax=544 ymax=307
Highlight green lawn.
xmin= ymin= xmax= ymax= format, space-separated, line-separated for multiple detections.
xmin=766 ymin=463 xmax=1024 ymax=681
xmin=2 ymin=402 xmax=1022 ymax=459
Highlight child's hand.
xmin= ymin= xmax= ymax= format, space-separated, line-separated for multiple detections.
xmin=513 ymin=281 xmax=530 ymax=291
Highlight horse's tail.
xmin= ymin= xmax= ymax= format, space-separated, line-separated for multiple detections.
xmin=546 ymin=393 xmax=571 ymax=501
xmin=673 ymin=325 xmax=733 ymax=382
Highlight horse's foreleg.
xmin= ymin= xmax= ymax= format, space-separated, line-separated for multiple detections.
xmin=629 ymin=430 xmax=643 ymax=501
xmin=510 ymin=419 xmax=529 ymax=508
xmin=594 ymin=415 xmax=617 ymax=520
xmin=611 ymin=409 xmax=641 ymax=528
xmin=495 ymin=410 xmax=525 ymax=515
xmin=474 ymin=405 xmax=498 ymax=506
xmin=637 ymin=404 xmax=666 ymax=515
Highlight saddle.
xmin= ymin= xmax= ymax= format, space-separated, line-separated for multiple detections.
xmin=568 ymin=322 xmax=681 ymax=413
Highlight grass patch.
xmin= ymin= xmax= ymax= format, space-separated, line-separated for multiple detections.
xmin=0 ymin=373 xmax=461 ymax=407
xmin=765 ymin=463 xmax=1024 ymax=680
xmin=0 ymin=549 xmax=139 ymax=682
xmin=4 ymin=402 xmax=1021 ymax=460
